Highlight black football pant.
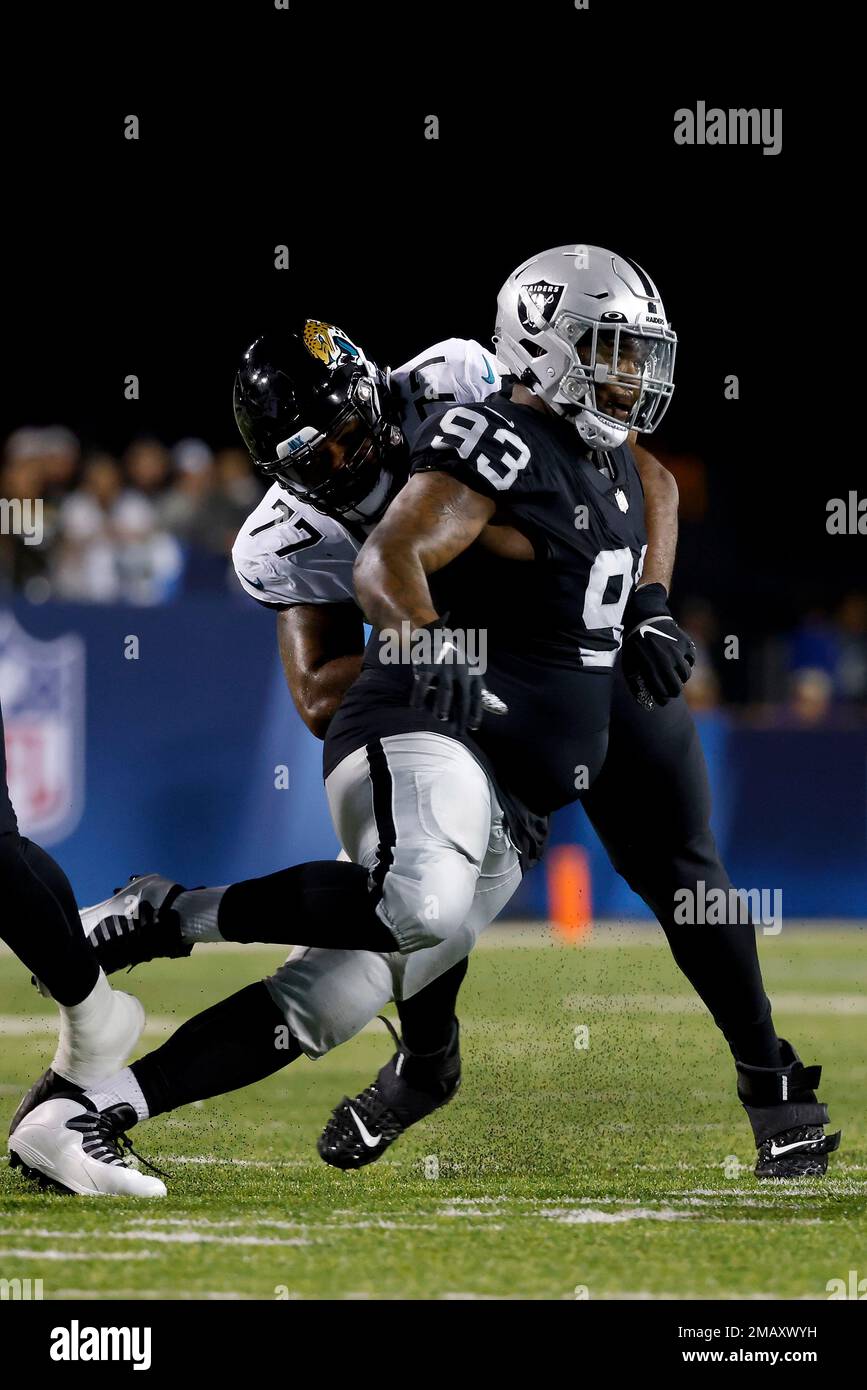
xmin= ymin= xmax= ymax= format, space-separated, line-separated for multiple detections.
xmin=0 ymin=829 xmax=100 ymax=1007
xmin=397 ymin=665 xmax=781 ymax=1067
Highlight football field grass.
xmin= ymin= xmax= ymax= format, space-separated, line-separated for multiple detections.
xmin=1 ymin=926 xmax=864 ymax=1301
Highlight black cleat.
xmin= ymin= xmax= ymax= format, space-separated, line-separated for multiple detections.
xmin=80 ymin=874 xmax=193 ymax=975
xmin=7 ymin=1068 xmax=84 ymax=1169
xmin=755 ymin=1124 xmax=841 ymax=1179
xmin=736 ymin=1039 xmax=841 ymax=1179
xmin=318 ymin=1018 xmax=461 ymax=1171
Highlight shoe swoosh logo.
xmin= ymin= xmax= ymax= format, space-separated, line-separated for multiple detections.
xmin=769 ymin=1137 xmax=819 ymax=1157
xmin=244 ymin=575 xmax=266 ymax=590
xmin=349 ymin=1106 xmax=382 ymax=1148
xmin=638 ymin=620 xmax=678 ymax=641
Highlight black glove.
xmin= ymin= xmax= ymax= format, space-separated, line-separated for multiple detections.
xmin=621 ymin=582 xmax=696 ymax=707
xmin=409 ymin=619 xmax=505 ymax=735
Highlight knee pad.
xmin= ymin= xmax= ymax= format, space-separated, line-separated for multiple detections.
xmin=378 ymin=849 xmax=479 ymax=953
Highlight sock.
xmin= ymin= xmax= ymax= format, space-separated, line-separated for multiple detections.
xmin=87 ymin=1067 xmax=150 ymax=1123
xmin=175 ymin=886 xmax=229 ymax=943
xmin=130 ymin=982 xmax=300 ymax=1119
xmin=0 ymin=832 xmax=99 ymax=1005
xmin=50 ymin=970 xmax=141 ymax=1087
xmin=397 ymin=958 xmax=468 ymax=1054
xmin=218 ymin=861 xmax=398 ymax=950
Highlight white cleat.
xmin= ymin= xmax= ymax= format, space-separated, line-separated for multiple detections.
xmin=80 ymin=872 xmax=184 ymax=942
xmin=77 ymin=873 xmax=192 ymax=976
xmin=9 ymin=1096 xmax=167 ymax=1197
xmin=8 ymin=976 xmax=146 ymax=1156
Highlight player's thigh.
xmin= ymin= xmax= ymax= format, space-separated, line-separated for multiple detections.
xmin=326 ymin=731 xmax=496 ymax=952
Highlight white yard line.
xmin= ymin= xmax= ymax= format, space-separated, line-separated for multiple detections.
xmin=0 ymin=1226 xmax=311 ymax=1249
xmin=0 ymin=1014 xmax=177 ymax=1037
xmin=0 ymin=1247 xmax=155 ymax=1261
xmin=561 ymin=993 xmax=867 ymax=1014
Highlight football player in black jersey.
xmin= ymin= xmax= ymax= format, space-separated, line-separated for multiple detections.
xmin=9 ymin=248 xmax=839 ymax=1191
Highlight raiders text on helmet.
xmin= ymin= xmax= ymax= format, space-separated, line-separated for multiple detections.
xmin=493 ymin=246 xmax=677 ymax=449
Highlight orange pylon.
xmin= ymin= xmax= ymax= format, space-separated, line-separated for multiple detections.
xmin=547 ymin=844 xmax=593 ymax=942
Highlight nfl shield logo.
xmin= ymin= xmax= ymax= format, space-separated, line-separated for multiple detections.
xmin=0 ymin=613 xmax=85 ymax=845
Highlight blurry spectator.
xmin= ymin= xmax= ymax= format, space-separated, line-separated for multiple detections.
xmin=38 ymin=426 xmax=80 ymax=497
xmin=835 ymin=593 xmax=867 ymax=703
xmin=787 ymin=668 xmax=834 ymax=727
xmin=123 ymin=437 xmax=172 ymax=497
xmin=113 ymin=491 xmax=183 ymax=605
xmin=174 ymin=446 xmax=264 ymax=591
xmin=1 ymin=444 xmax=47 ymax=594
xmin=52 ymin=454 xmax=124 ymax=601
xmin=683 ymin=665 xmax=721 ymax=713
xmin=52 ymin=453 xmax=183 ymax=605
xmin=788 ymin=608 xmax=840 ymax=681
xmin=159 ymin=438 xmax=216 ymax=537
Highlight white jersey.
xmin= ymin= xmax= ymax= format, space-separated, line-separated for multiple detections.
xmin=231 ymin=338 xmax=504 ymax=609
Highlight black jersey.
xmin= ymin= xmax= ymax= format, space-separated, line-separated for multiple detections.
xmin=410 ymin=395 xmax=648 ymax=668
xmin=0 ymin=701 xmax=19 ymax=836
xmin=324 ymin=394 xmax=648 ymax=866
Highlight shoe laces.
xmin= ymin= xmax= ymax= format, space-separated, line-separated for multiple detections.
xmin=66 ymin=1108 xmax=169 ymax=1178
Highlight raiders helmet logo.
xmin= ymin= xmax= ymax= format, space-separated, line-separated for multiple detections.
xmin=517 ymin=281 xmax=565 ymax=335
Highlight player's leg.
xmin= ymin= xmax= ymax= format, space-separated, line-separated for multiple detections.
xmin=1 ymin=835 xmax=144 ymax=1132
xmin=0 ymin=703 xmax=150 ymax=1192
xmin=8 ymin=734 xmax=515 ymax=1192
xmin=312 ymin=754 xmax=521 ymax=1168
xmin=582 ymin=666 xmax=840 ymax=1176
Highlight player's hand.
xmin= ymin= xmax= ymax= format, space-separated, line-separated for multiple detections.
xmin=410 ymin=620 xmax=507 ymax=735
xmin=621 ymin=582 xmax=696 ymax=707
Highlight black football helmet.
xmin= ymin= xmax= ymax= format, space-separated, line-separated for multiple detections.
xmin=233 ymin=321 xmax=404 ymax=519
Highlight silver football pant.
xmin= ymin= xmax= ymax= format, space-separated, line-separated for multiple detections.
xmin=265 ymin=732 xmax=522 ymax=1058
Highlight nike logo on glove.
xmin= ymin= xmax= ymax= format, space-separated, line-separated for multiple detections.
xmin=480 ymin=355 xmax=496 ymax=385
xmin=638 ymin=619 xmax=678 ymax=641
xmin=768 ymin=1137 xmax=820 ymax=1158
xmin=349 ymin=1106 xmax=382 ymax=1148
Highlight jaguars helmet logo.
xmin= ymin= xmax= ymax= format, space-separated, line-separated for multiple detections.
xmin=303 ymin=320 xmax=360 ymax=367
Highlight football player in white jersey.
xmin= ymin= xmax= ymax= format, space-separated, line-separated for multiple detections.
xmin=9 ymin=253 xmax=839 ymax=1191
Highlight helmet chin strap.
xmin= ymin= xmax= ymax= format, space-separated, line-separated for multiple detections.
xmin=539 ymin=386 xmax=631 ymax=451
xmin=574 ymin=408 xmax=630 ymax=450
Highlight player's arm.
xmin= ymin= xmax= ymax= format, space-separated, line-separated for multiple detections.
xmin=354 ymin=471 xmax=498 ymax=733
xmin=276 ymin=602 xmax=365 ymax=740
xmin=629 ymin=435 xmax=679 ymax=593
xmin=353 ymin=471 xmax=495 ymax=630
xmin=623 ymin=434 xmax=695 ymax=705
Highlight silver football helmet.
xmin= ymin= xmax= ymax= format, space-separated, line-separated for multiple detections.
xmin=493 ymin=245 xmax=677 ymax=449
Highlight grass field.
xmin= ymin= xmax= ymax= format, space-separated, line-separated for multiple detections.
xmin=1 ymin=925 xmax=864 ymax=1301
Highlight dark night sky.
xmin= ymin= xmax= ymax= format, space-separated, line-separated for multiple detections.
xmin=2 ymin=2 xmax=853 ymax=630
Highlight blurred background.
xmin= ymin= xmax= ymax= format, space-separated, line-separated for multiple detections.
xmin=1 ymin=17 xmax=861 ymax=916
